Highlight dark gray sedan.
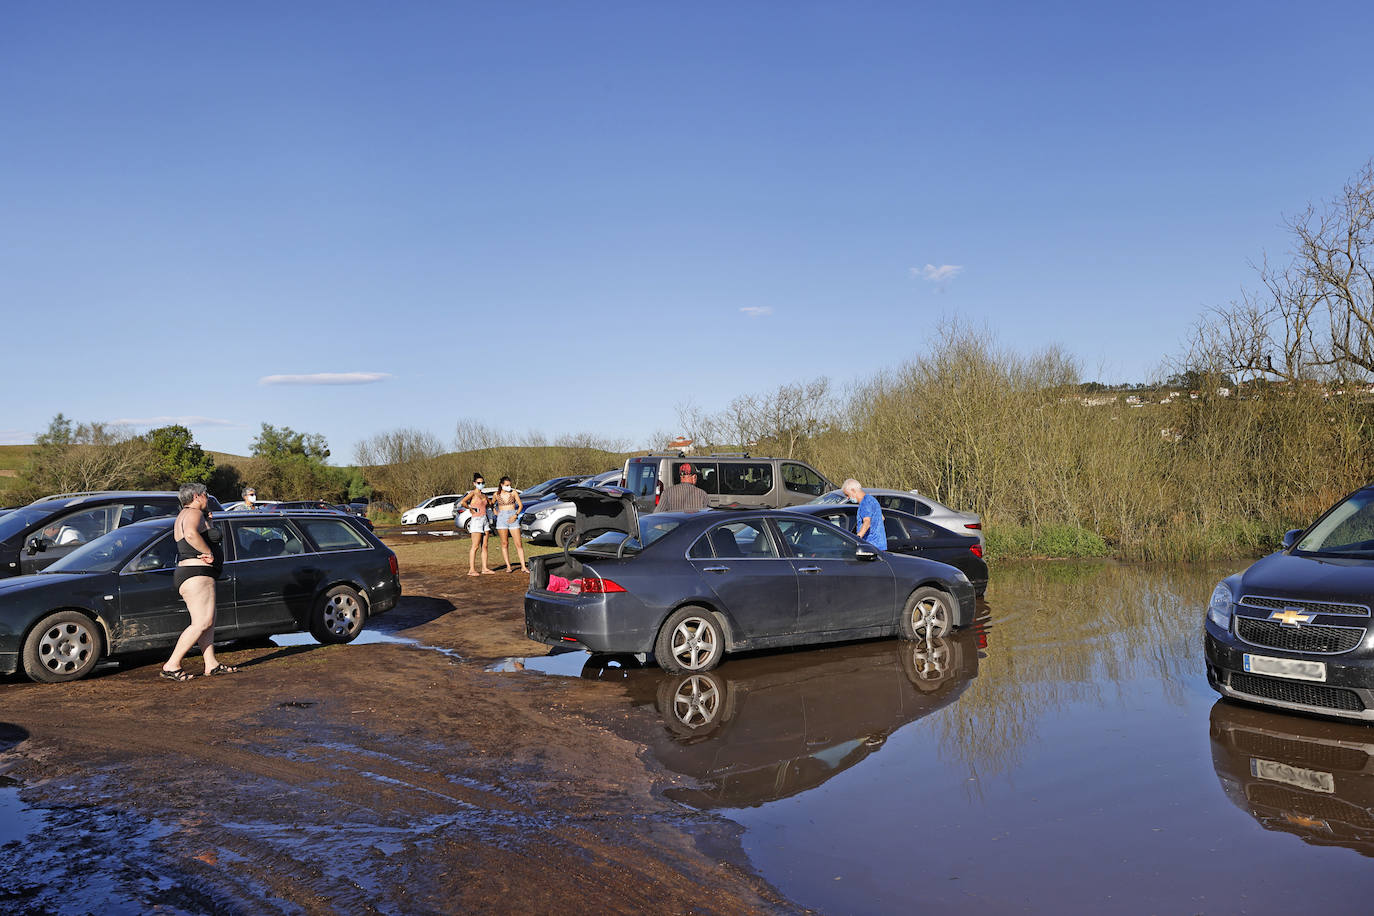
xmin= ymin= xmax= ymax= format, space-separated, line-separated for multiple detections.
xmin=524 ymin=488 xmax=977 ymax=673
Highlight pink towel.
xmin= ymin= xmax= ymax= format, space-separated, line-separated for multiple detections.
xmin=548 ymin=575 xmax=572 ymax=593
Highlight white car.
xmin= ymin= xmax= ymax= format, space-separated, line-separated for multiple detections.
xmin=401 ymin=494 xmax=463 ymax=526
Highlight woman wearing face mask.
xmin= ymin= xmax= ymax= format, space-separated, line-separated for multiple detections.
xmin=460 ymin=472 xmax=493 ymax=576
xmin=493 ymin=475 xmax=527 ymax=573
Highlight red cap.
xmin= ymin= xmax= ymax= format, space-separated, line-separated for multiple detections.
xmin=679 ymin=463 xmax=693 ymax=474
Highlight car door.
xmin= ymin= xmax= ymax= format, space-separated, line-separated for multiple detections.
xmin=115 ymin=524 xmax=236 ymax=648
xmin=19 ymin=504 xmax=123 ymax=575
xmin=688 ymin=518 xmax=799 ymax=641
xmin=227 ymin=518 xmax=316 ymax=631
xmin=772 ymin=516 xmax=895 ymax=635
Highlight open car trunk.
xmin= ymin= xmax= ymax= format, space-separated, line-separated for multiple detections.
xmin=529 ymin=487 xmax=639 ymax=590
xmin=529 ymin=552 xmax=586 ymax=590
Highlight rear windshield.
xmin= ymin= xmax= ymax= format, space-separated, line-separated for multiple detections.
xmin=625 ymin=461 xmax=659 ymax=499
xmin=579 ymin=518 xmax=680 ymax=555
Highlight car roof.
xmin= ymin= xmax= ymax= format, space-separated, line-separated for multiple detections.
xmin=29 ymin=490 xmax=191 ymax=507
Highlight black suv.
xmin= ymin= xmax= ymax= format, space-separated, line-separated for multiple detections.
xmin=0 ymin=509 xmax=400 ymax=683
xmin=0 ymin=491 xmax=224 ymax=579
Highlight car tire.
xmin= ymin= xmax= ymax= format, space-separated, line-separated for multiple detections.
xmin=654 ymin=606 xmax=725 ymax=674
xmin=553 ymin=521 xmax=575 ymax=550
xmin=900 ymin=587 xmax=955 ymax=641
xmin=22 ymin=611 xmax=103 ymax=683
xmin=310 ymin=585 xmax=366 ymax=644
xmin=656 ymin=671 xmax=733 ymax=738
xmin=416 ymin=514 xmax=429 ymax=525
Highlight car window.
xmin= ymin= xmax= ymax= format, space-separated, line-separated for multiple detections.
xmin=698 ymin=520 xmax=778 ymax=559
xmin=902 ymin=516 xmax=937 ymax=538
xmin=118 ymin=502 xmax=174 ymax=526
xmin=719 ymin=462 xmax=773 ymax=498
xmin=817 ymin=510 xmax=855 ymax=534
xmin=625 ymin=461 xmax=658 ymax=499
xmin=775 ymin=518 xmax=856 ymax=560
xmin=875 ymin=494 xmax=916 ymax=514
xmin=234 ymin=520 xmax=307 ymax=559
xmin=127 ymin=532 xmax=180 ymax=572
xmin=912 ymin=499 xmax=932 ymax=517
xmin=37 ymin=505 xmax=120 ymax=548
xmin=675 ymin=462 xmax=719 ymax=494
xmin=1297 ymin=491 xmax=1374 ymax=554
xmin=298 ymin=518 xmax=369 ymax=551
xmin=810 ymin=491 xmax=847 ymax=506
xmin=782 ymin=463 xmax=826 ymax=496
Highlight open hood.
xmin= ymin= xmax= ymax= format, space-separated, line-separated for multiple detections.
xmin=564 ymin=486 xmax=640 ymax=545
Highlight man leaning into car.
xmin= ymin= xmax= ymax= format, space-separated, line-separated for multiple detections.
xmin=844 ymin=478 xmax=887 ymax=550
xmin=656 ymin=463 xmax=711 ymax=513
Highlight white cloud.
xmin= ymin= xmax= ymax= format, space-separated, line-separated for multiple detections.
xmin=740 ymin=306 xmax=774 ymax=318
xmin=259 ymin=372 xmax=392 ymax=386
xmin=110 ymin=416 xmax=240 ymax=428
xmin=911 ymin=264 xmax=964 ymax=283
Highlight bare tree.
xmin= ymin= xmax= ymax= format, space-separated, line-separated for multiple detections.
xmin=453 ymin=418 xmax=502 ymax=452
xmin=355 ymin=428 xmax=453 ymax=508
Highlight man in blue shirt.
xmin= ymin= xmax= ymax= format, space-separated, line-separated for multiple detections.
xmin=842 ymin=478 xmax=886 ymax=550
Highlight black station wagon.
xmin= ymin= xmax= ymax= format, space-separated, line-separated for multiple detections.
xmin=1206 ymin=483 xmax=1374 ymax=721
xmin=0 ymin=510 xmax=400 ymax=683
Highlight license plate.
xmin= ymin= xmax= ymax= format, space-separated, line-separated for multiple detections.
xmin=1244 ymin=653 xmax=1327 ymax=682
xmin=1251 ymin=758 xmax=1335 ymax=794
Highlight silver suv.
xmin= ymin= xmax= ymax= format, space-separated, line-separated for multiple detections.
xmin=520 ymin=470 xmax=621 ymax=547
xmin=621 ymin=454 xmax=834 ymax=513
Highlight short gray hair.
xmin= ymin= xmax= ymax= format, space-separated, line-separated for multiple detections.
xmin=178 ymin=482 xmax=208 ymax=507
xmin=841 ymin=478 xmax=862 ymax=495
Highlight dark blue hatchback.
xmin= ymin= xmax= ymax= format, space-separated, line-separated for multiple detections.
xmin=1205 ymin=485 xmax=1374 ymax=721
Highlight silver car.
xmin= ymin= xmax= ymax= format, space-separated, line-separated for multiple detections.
xmin=810 ymin=488 xmax=984 ymax=547
xmin=521 ymin=470 xmax=622 ymax=547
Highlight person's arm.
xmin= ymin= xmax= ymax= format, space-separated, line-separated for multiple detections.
xmin=513 ymin=492 xmax=523 ymax=514
xmin=459 ymin=490 xmax=474 ymax=511
xmin=179 ymin=509 xmax=215 ymax=562
xmin=856 ymin=511 xmax=872 ymax=538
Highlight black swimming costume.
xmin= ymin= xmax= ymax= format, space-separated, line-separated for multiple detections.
xmin=174 ymin=516 xmax=223 ymax=587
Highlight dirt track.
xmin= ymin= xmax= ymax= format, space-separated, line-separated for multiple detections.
xmin=0 ymin=538 xmax=797 ymax=915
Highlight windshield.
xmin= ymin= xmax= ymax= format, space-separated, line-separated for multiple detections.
xmin=520 ymin=479 xmax=559 ymax=499
xmin=1296 ymin=491 xmax=1374 ymax=555
xmin=0 ymin=506 xmax=46 ymax=542
xmin=579 ymin=518 xmax=680 ymax=555
xmin=811 ymin=491 xmax=848 ymax=505
xmin=46 ymin=525 xmax=161 ymax=574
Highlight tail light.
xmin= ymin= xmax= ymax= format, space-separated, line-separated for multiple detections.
xmin=654 ymin=479 xmax=663 ymax=506
xmin=579 ymin=577 xmax=626 ymax=594
xmin=388 ymin=555 xmax=399 ymax=575
xmin=965 ymin=523 xmax=981 ymax=531
xmin=970 ymin=544 xmax=983 ymax=558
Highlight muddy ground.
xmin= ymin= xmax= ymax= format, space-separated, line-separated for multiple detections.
xmin=0 ymin=536 xmax=798 ymax=915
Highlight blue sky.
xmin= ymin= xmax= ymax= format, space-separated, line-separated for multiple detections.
xmin=5 ymin=1 xmax=1374 ymax=460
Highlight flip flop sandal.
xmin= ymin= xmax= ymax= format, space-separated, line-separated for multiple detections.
xmin=159 ymin=668 xmax=195 ymax=682
xmin=205 ymin=664 xmax=240 ymax=676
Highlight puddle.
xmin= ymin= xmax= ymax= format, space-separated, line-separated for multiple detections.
xmin=0 ymin=775 xmax=43 ymax=846
xmin=484 ymin=648 xmax=634 ymax=677
xmin=270 ymin=628 xmax=463 ymax=660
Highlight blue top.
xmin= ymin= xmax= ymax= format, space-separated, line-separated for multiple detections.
xmin=856 ymin=494 xmax=887 ymax=549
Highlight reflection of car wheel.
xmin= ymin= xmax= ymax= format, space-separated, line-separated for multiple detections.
xmin=416 ymin=514 xmax=429 ymax=525
xmin=656 ymin=671 xmax=732 ymax=737
xmin=654 ymin=606 xmax=725 ymax=673
xmin=310 ymin=585 xmax=366 ymax=644
xmin=553 ymin=521 xmax=575 ymax=549
xmin=900 ymin=635 xmax=963 ymax=691
xmin=580 ymin=653 xmax=645 ymax=680
xmin=900 ymin=587 xmax=954 ymax=641
xmin=22 ymin=611 xmax=102 ymax=683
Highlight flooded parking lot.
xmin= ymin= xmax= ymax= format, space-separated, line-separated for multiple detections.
xmin=4 ymin=558 xmax=1374 ymax=913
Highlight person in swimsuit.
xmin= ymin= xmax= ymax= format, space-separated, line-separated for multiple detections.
xmin=160 ymin=482 xmax=234 ymax=681
xmin=460 ymin=472 xmax=494 ymax=576
xmin=493 ymin=476 xmax=528 ymax=573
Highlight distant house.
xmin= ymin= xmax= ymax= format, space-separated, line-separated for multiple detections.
xmin=667 ymin=436 xmax=695 ymax=454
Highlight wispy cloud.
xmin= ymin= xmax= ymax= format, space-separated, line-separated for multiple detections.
xmin=259 ymin=372 xmax=392 ymax=386
xmin=740 ymin=306 xmax=773 ymax=318
xmin=111 ymin=416 xmax=240 ymax=428
xmin=0 ymin=429 xmax=30 ymax=445
xmin=911 ymin=264 xmax=964 ymax=283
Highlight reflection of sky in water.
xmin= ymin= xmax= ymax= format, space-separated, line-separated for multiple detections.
xmin=717 ymin=561 xmax=1374 ymax=915
xmin=0 ymin=777 xmax=42 ymax=846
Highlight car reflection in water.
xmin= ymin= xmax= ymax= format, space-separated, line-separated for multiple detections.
xmin=583 ymin=627 xmax=985 ymax=809
xmin=1210 ymin=699 xmax=1374 ymax=857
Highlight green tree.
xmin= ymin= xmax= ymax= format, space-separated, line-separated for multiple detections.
xmin=248 ymin=423 xmax=347 ymax=501
xmin=251 ymin=424 xmax=331 ymax=461
xmin=140 ymin=425 xmax=215 ymax=488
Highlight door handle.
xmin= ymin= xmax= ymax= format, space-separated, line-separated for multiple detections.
xmin=798 ymin=566 xmax=822 ymax=574
xmin=703 ymin=566 xmax=730 ymax=573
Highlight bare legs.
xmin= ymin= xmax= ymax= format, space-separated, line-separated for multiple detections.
xmin=164 ymin=575 xmax=222 ymax=674
xmin=468 ymin=530 xmax=491 ymax=575
xmin=498 ymin=527 xmax=528 ymax=572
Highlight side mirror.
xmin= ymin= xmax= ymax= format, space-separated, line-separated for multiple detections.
xmin=1280 ymin=528 xmax=1303 ymax=550
xmin=25 ymin=536 xmax=49 ymax=555
xmin=856 ymin=546 xmax=879 ymax=561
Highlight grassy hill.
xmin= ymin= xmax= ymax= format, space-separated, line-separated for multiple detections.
xmin=0 ymin=444 xmax=34 ymax=499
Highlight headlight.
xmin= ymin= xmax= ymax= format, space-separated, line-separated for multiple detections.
xmin=1208 ymin=582 xmax=1234 ymax=629
xmin=535 ymin=508 xmax=554 ymax=519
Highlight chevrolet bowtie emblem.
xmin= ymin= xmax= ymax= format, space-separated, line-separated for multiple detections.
xmin=1270 ymin=608 xmax=1313 ymax=626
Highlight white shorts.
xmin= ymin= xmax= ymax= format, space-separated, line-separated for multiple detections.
xmin=468 ymin=515 xmax=489 ymax=534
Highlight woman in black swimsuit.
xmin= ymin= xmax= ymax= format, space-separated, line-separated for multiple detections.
xmin=161 ymin=483 xmax=234 ymax=681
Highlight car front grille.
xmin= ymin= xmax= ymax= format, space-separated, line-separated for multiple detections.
xmin=1230 ymin=673 xmax=1366 ymax=712
xmin=1240 ymin=595 xmax=1371 ymax=617
xmin=1236 ymin=618 xmax=1366 ymax=654
xmin=1246 ymin=782 xmax=1374 ymax=829
xmin=1230 ymin=730 xmax=1372 ymax=773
